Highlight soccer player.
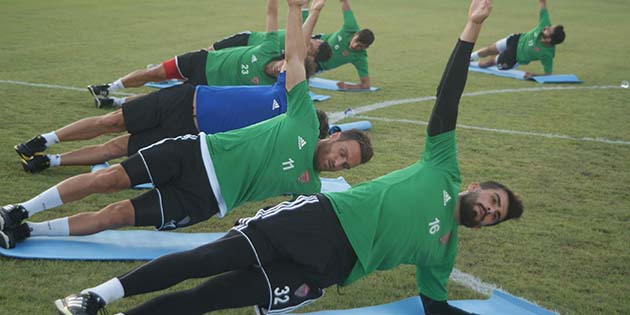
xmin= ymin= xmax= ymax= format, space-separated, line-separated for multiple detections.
xmin=470 ymin=0 xmax=565 ymax=78
xmin=0 ymin=0 xmax=373 ymax=249
xmin=315 ymin=0 xmax=375 ymax=90
xmin=15 ymin=74 xmax=330 ymax=173
xmin=87 ymin=0 xmax=316 ymax=107
xmin=53 ymin=1 xmax=522 ymax=315
xmin=209 ymin=0 xmax=333 ymax=64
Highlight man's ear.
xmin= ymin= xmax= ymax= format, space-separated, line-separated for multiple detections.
xmin=329 ymin=132 xmax=341 ymax=140
xmin=467 ymin=182 xmax=480 ymax=192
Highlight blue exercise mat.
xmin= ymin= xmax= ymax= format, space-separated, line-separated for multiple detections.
xmin=91 ymin=163 xmax=352 ymax=192
xmin=309 ymin=77 xmax=380 ymax=92
xmin=0 ymin=230 xmax=224 ymax=260
xmin=294 ymin=290 xmax=557 ymax=315
xmin=145 ymin=80 xmax=331 ymax=101
xmin=309 ymin=91 xmax=331 ymax=102
xmin=144 ymin=79 xmax=183 ymax=89
xmin=469 ymin=62 xmax=581 ymax=83
xmin=329 ymin=120 xmax=372 ymax=134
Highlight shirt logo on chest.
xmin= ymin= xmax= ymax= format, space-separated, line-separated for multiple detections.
xmin=443 ymin=190 xmax=451 ymax=207
xmin=298 ymin=136 xmax=306 ymax=150
xmin=251 ymin=76 xmax=260 ymax=84
xmin=297 ymin=170 xmax=310 ymax=184
xmin=342 ymin=50 xmax=349 ymax=57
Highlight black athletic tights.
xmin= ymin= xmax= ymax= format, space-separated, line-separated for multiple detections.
xmin=118 ymin=231 xmax=269 ymax=315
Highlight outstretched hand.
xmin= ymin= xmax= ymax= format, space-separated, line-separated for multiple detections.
xmin=287 ymin=0 xmax=308 ymax=7
xmin=468 ymin=0 xmax=492 ymax=24
xmin=311 ymin=0 xmax=326 ymax=11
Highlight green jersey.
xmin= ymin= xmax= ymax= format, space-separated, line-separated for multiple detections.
xmin=324 ymin=131 xmax=461 ymax=301
xmin=318 ymin=10 xmax=369 ymax=78
xmin=202 ymin=81 xmax=321 ymax=216
xmin=243 ymin=10 xmax=310 ymax=50
xmin=516 ymin=8 xmax=555 ymax=74
xmin=247 ymin=30 xmax=286 ymax=51
xmin=205 ymin=32 xmax=282 ymax=86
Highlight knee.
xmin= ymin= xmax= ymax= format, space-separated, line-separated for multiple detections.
xmin=97 ymin=111 xmax=126 ymax=131
xmin=102 ymin=139 xmax=128 ymax=160
xmin=92 ymin=166 xmax=130 ymax=192
xmin=98 ymin=201 xmax=135 ymax=228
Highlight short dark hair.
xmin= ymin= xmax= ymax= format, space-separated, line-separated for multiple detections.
xmin=357 ymin=29 xmax=375 ymax=47
xmin=550 ymin=25 xmax=565 ymax=45
xmin=479 ymin=181 xmax=524 ymax=223
xmin=315 ymin=41 xmax=332 ymax=62
xmin=337 ymin=129 xmax=373 ymax=164
xmin=315 ymin=109 xmax=329 ymax=139
xmin=304 ymin=56 xmax=318 ymax=78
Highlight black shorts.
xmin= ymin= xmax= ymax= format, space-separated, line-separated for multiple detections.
xmin=123 ymin=84 xmax=198 ymax=155
xmin=497 ymin=33 xmax=521 ymax=70
xmin=175 ymin=50 xmax=209 ymax=85
xmin=120 ymin=134 xmax=219 ymax=230
xmin=212 ymin=31 xmax=252 ymax=50
xmin=233 ymin=195 xmax=357 ymax=290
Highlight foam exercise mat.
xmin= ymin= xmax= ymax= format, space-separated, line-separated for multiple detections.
xmin=294 ymin=290 xmax=558 ymax=315
xmin=469 ymin=62 xmax=581 ymax=83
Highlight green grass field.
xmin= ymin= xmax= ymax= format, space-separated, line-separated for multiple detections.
xmin=1 ymin=0 xmax=629 ymax=314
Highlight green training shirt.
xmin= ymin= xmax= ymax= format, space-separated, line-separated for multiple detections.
xmin=324 ymin=130 xmax=461 ymax=301
xmin=516 ymin=8 xmax=555 ymax=74
xmin=247 ymin=30 xmax=286 ymax=51
xmin=205 ymin=32 xmax=282 ymax=86
xmin=204 ymin=80 xmax=321 ymax=216
xmin=318 ymin=10 xmax=369 ymax=78
xmin=247 ymin=9 xmax=317 ymax=51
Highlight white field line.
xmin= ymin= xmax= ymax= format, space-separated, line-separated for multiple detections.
xmin=0 ymin=80 xmax=136 ymax=96
xmin=329 ymin=84 xmax=621 ymax=122
xmin=356 ymin=114 xmax=630 ymax=146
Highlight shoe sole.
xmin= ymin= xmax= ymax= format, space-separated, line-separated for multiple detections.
xmin=14 ymin=143 xmax=38 ymax=160
xmin=87 ymin=86 xmax=104 ymax=108
xmin=0 ymin=230 xmax=13 ymax=249
xmin=54 ymin=299 xmax=73 ymax=315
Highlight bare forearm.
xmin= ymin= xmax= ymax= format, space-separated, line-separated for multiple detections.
xmin=340 ymin=0 xmax=350 ymax=12
xmin=302 ymin=4 xmax=323 ymax=44
xmin=266 ymin=0 xmax=279 ymax=32
xmin=285 ymin=0 xmax=307 ymax=89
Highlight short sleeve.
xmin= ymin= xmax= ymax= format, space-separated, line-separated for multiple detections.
xmin=342 ymin=10 xmax=360 ymax=33
xmin=416 ymin=264 xmax=452 ymax=301
xmin=541 ymin=56 xmax=553 ymax=74
xmin=538 ymin=8 xmax=551 ymax=28
xmin=286 ymin=80 xmax=316 ymax=121
xmin=420 ymin=130 xmax=458 ymax=169
xmin=353 ymin=54 xmax=369 ymax=78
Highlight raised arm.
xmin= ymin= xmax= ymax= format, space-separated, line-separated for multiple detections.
xmin=285 ymin=0 xmax=308 ymax=91
xmin=340 ymin=0 xmax=351 ymax=12
xmin=302 ymin=0 xmax=326 ymax=47
xmin=539 ymin=0 xmax=547 ymax=10
xmin=426 ymin=0 xmax=491 ymax=137
xmin=265 ymin=0 xmax=279 ymax=32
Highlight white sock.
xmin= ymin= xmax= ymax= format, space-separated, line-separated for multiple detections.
xmin=41 ymin=132 xmax=59 ymax=147
xmin=112 ymin=97 xmax=126 ymax=107
xmin=19 ymin=186 xmax=63 ymax=216
xmin=27 ymin=217 xmax=70 ymax=236
xmin=83 ymin=278 xmax=125 ymax=304
xmin=48 ymin=154 xmax=61 ymax=167
xmin=108 ymin=79 xmax=125 ymax=92
xmin=470 ymin=51 xmax=480 ymax=61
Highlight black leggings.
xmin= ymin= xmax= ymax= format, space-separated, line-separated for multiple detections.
xmin=120 ymin=232 xmax=269 ymax=315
